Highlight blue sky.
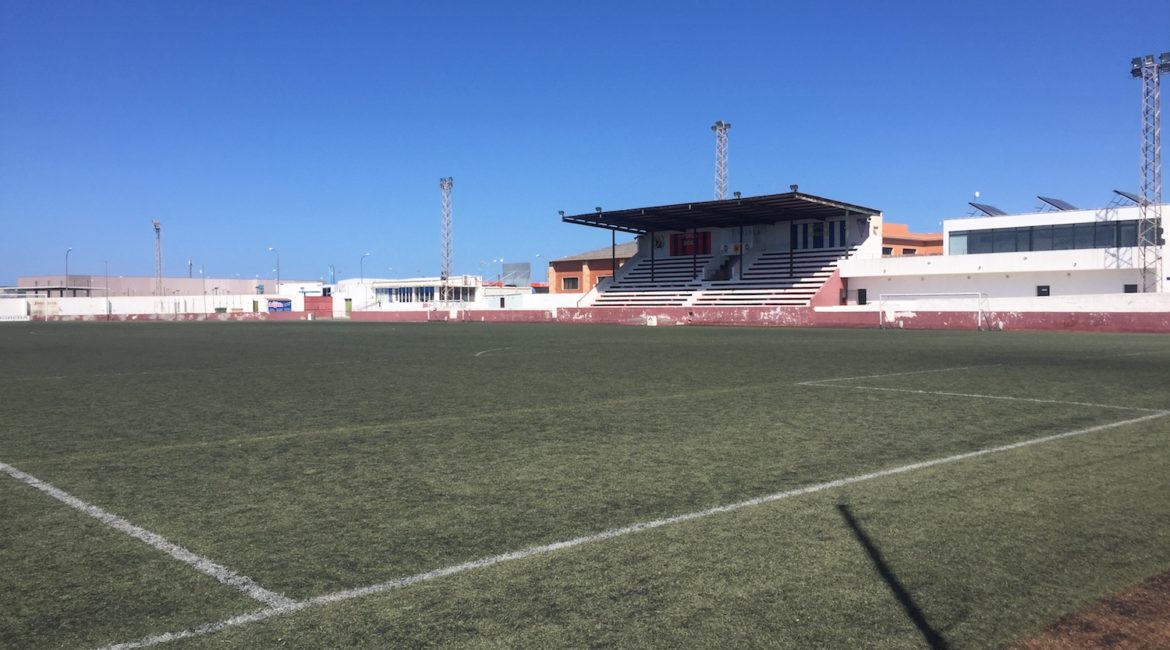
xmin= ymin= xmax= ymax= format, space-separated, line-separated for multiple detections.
xmin=1 ymin=0 xmax=1167 ymax=285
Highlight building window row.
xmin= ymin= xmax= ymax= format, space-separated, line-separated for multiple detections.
xmin=950 ymin=220 xmax=1142 ymax=255
xmin=438 ymin=286 xmax=476 ymax=302
xmin=791 ymin=220 xmax=847 ymax=250
xmin=375 ymin=286 xmax=435 ymax=302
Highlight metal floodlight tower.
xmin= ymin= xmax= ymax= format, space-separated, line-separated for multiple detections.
xmin=1132 ymin=53 xmax=1170 ymax=292
xmin=711 ymin=120 xmax=731 ymax=200
xmin=439 ymin=177 xmax=454 ymax=281
xmin=152 ymin=220 xmax=163 ymax=296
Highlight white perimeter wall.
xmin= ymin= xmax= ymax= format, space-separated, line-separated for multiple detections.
xmin=24 ymin=294 xmax=286 ymax=317
xmin=819 ymin=291 xmax=1170 ymax=314
xmin=0 ymin=298 xmax=30 ymax=320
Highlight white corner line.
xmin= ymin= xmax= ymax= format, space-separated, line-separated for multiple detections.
xmin=98 ymin=408 xmax=1170 ymax=650
xmin=0 ymin=461 xmax=293 ymax=609
xmin=474 ymin=347 xmax=510 ymax=358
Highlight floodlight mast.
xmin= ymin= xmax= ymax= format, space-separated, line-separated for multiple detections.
xmin=440 ymin=177 xmax=454 ymax=282
xmin=152 ymin=220 xmax=163 ymax=296
xmin=711 ymin=121 xmax=731 ymax=200
xmin=1132 ymin=53 xmax=1169 ymax=292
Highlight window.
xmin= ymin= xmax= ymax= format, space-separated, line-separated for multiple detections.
xmin=1015 ymin=228 xmax=1031 ymax=252
xmin=858 ymin=289 xmax=867 ymax=305
xmin=438 ymin=286 xmax=475 ymax=302
xmin=1051 ymin=225 xmax=1074 ymax=250
xmin=993 ymin=229 xmax=1016 ymax=253
xmin=949 ymin=232 xmax=967 ymax=255
xmin=949 ymin=220 xmax=1142 ymax=255
xmin=1073 ymin=223 xmax=1095 ymax=249
xmin=970 ymin=230 xmax=994 ymax=254
xmin=1036 ymin=285 xmax=1050 ymax=297
xmin=882 ymin=246 xmax=894 ymax=255
xmin=561 ymin=277 xmax=579 ymax=291
xmin=595 ymin=275 xmax=611 ymax=285
xmin=1124 ymin=284 xmax=1138 ymax=294
xmin=1095 ymin=222 xmax=1117 ymax=248
xmin=1032 ymin=226 xmax=1053 ymax=251
xmin=903 ymin=248 xmax=917 ymax=255
xmin=1119 ymin=222 xmax=1138 ymax=247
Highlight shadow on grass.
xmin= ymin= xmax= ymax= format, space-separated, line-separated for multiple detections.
xmin=837 ymin=503 xmax=949 ymax=650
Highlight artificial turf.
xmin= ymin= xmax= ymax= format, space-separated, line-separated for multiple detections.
xmin=0 ymin=321 xmax=1167 ymax=648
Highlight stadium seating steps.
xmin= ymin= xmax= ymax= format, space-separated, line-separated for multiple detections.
xmin=589 ymin=248 xmax=851 ymax=307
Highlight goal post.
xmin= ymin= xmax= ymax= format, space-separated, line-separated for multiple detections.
xmin=877 ymin=292 xmax=990 ymax=330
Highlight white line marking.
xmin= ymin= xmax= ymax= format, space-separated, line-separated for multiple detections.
xmin=98 ymin=408 xmax=1170 ymax=649
xmin=0 ymin=358 xmax=388 ymax=383
xmin=473 ymin=347 xmax=510 ymax=358
xmin=0 ymin=461 xmax=293 ymax=609
xmin=796 ymin=364 xmax=999 ymax=386
xmin=804 ymin=384 xmax=1168 ymax=413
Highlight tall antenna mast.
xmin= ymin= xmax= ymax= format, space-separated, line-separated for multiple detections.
xmin=439 ymin=177 xmax=454 ymax=281
xmin=1132 ymin=53 xmax=1169 ymax=293
xmin=711 ymin=120 xmax=731 ymax=200
xmin=152 ymin=219 xmax=163 ymax=296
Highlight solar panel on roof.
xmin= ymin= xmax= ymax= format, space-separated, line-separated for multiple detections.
xmin=969 ymin=202 xmax=1007 ymax=216
xmin=1037 ymin=196 xmax=1077 ymax=211
xmin=1113 ymin=189 xmax=1143 ymax=205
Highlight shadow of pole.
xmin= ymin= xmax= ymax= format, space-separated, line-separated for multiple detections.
xmin=837 ymin=503 xmax=950 ymax=650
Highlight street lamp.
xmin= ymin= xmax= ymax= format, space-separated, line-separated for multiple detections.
xmin=104 ymin=260 xmax=110 ymax=319
xmin=268 ymin=247 xmax=280 ymax=291
xmin=64 ymin=247 xmax=72 ymax=297
xmin=360 ymin=252 xmax=370 ymax=284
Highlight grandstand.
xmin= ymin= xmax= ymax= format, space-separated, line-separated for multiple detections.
xmin=562 ymin=191 xmax=882 ymax=308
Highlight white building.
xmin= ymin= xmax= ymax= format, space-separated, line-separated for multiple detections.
xmin=838 ymin=203 xmax=1169 ymax=315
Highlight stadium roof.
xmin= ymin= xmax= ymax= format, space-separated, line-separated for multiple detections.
xmin=561 ymin=191 xmax=881 ymax=235
xmin=551 ymin=241 xmax=638 ymax=263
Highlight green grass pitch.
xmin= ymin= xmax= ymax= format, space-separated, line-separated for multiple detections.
xmin=1 ymin=321 xmax=1168 ymax=649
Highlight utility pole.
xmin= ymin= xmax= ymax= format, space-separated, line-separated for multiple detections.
xmin=1132 ymin=53 xmax=1170 ymax=293
xmin=711 ymin=120 xmax=731 ymax=200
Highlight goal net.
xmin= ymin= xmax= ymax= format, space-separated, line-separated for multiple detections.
xmin=877 ymin=292 xmax=991 ymax=330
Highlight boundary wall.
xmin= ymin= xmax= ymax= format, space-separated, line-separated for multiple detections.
xmin=18 ymin=305 xmax=1170 ymax=333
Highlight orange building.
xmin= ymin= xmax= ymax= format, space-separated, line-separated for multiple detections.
xmin=548 ymin=242 xmax=638 ymax=293
xmin=882 ymin=223 xmax=942 ymax=256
